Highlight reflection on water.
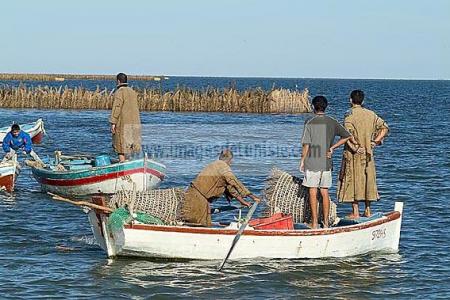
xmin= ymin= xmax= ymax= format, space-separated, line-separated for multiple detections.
xmin=93 ymin=253 xmax=407 ymax=298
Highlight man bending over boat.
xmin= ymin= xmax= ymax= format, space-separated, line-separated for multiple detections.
xmin=182 ymin=149 xmax=260 ymax=227
xmin=300 ymin=96 xmax=356 ymax=229
xmin=2 ymin=124 xmax=43 ymax=163
xmin=110 ymin=72 xmax=142 ymax=162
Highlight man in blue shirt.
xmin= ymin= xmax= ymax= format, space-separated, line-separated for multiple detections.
xmin=2 ymin=124 xmax=42 ymax=163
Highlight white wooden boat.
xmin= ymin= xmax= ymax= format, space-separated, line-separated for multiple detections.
xmin=0 ymin=118 xmax=45 ymax=144
xmin=0 ymin=155 xmax=20 ymax=192
xmin=87 ymin=200 xmax=403 ymax=260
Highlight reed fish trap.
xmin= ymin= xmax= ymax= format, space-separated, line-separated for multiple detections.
xmin=264 ymin=168 xmax=337 ymax=225
xmin=108 ymin=188 xmax=185 ymax=225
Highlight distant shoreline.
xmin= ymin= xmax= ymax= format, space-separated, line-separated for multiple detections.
xmin=0 ymin=73 xmax=167 ymax=82
xmin=0 ymin=73 xmax=447 ymax=82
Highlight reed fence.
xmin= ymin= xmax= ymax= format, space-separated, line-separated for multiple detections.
xmin=0 ymin=85 xmax=311 ymax=114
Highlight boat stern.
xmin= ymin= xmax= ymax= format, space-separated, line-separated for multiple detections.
xmin=391 ymin=202 xmax=404 ymax=252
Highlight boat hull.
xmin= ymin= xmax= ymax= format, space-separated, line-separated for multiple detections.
xmin=0 ymin=174 xmax=14 ymax=192
xmin=0 ymin=161 xmax=18 ymax=193
xmin=88 ymin=202 xmax=403 ymax=260
xmin=32 ymin=158 xmax=166 ymax=196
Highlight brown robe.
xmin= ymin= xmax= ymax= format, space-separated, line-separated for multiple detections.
xmin=337 ymin=106 xmax=389 ymax=202
xmin=182 ymin=160 xmax=252 ymax=227
xmin=110 ymin=84 xmax=142 ymax=154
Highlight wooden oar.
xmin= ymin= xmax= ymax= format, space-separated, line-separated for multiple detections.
xmin=217 ymin=201 xmax=259 ymax=271
xmin=48 ymin=192 xmax=113 ymax=213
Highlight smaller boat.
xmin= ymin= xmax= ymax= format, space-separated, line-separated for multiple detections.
xmin=0 ymin=118 xmax=45 ymax=144
xmin=0 ymin=155 xmax=20 ymax=193
xmin=30 ymin=152 xmax=166 ymax=196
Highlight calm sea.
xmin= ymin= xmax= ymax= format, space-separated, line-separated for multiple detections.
xmin=0 ymin=77 xmax=449 ymax=299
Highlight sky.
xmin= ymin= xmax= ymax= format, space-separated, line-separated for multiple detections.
xmin=1 ymin=0 xmax=449 ymax=79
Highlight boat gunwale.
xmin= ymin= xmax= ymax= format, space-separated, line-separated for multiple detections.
xmin=123 ymin=211 xmax=400 ymax=237
xmin=31 ymin=158 xmax=166 ymax=178
xmin=32 ymin=167 xmax=165 ymax=186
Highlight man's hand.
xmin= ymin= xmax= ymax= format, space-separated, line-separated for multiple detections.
xmin=299 ymin=160 xmax=305 ymax=172
xmin=327 ymin=148 xmax=333 ymax=158
xmin=236 ymin=196 xmax=252 ymax=208
xmin=249 ymin=194 xmax=261 ymax=203
xmin=357 ymin=146 xmax=366 ymax=155
xmin=4 ymin=152 xmax=13 ymax=160
xmin=241 ymin=200 xmax=251 ymax=208
xmin=111 ymin=124 xmax=116 ymax=134
xmin=371 ymin=140 xmax=381 ymax=149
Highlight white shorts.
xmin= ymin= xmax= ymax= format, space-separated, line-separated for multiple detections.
xmin=302 ymin=170 xmax=332 ymax=188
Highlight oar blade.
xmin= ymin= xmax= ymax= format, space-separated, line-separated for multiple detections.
xmin=217 ymin=202 xmax=259 ymax=271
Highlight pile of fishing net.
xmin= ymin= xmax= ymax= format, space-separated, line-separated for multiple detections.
xmin=263 ymin=168 xmax=338 ymax=225
xmin=106 ymin=187 xmax=185 ymax=230
xmin=107 ymin=207 xmax=166 ymax=232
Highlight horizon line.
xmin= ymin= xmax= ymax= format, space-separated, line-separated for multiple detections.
xmin=0 ymin=72 xmax=448 ymax=81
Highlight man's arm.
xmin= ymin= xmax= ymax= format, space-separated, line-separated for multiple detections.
xmin=2 ymin=134 xmax=11 ymax=153
xmin=300 ymin=123 xmax=311 ymax=172
xmin=371 ymin=114 xmax=389 ymax=148
xmin=110 ymin=92 xmax=124 ymax=133
xmin=300 ymin=144 xmax=309 ymax=172
xmin=23 ymin=133 xmax=33 ymax=154
xmin=223 ymin=170 xmax=259 ymax=206
xmin=372 ymin=127 xmax=389 ymax=147
xmin=327 ymin=137 xmax=351 ymax=158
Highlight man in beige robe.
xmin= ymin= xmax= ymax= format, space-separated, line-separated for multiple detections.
xmin=182 ymin=149 xmax=260 ymax=227
xmin=110 ymin=73 xmax=141 ymax=162
xmin=337 ymin=90 xmax=389 ymax=218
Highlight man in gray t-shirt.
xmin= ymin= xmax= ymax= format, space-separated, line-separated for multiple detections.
xmin=300 ymin=96 xmax=351 ymax=229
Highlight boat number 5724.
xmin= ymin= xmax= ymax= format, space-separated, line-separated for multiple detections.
xmin=372 ymin=228 xmax=386 ymax=240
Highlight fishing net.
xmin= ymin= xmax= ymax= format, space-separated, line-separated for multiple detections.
xmin=108 ymin=187 xmax=185 ymax=225
xmin=264 ymin=168 xmax=337 ymax=225
xmin=107 ymin=207 xmax=166 ymax=232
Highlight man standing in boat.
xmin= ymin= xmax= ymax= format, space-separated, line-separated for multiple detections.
xmin=300 ymin=96 xmax=353 ymax=229
xmin=2 ymin=124 xmax=43 ymax=163
xmin=337 ymin=90 xmax=389 ymax=218
xmin=182 ymin=149 xmax=260 ymax=227
xmin=110 ymin=73 xmax=141 ymax=162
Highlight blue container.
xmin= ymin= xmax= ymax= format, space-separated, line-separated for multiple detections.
xmin=95 ymin=155 xmax=111 ymax=167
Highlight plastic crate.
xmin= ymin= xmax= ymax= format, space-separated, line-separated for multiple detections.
xmin=249 ymin=212 xmax=294 ymax=230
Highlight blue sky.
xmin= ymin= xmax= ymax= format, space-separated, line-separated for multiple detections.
xmin=1 ymin=0 xmax=449 ymax=79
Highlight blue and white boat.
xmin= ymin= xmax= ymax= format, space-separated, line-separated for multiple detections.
xmin=30 ymin=153 xmax=166 ymax=196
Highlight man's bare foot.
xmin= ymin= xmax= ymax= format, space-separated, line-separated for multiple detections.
xmin=346 ymin=213 xmax=360 ymax=220
xmin=322 ymin=223 xmax=329 ymax=229
xmin=306 ymin=223 xmax=319 ymax=229
xmin=364 ymin=207 xmax=371 ymax=217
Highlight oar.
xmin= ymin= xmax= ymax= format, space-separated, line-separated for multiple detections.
xmin=217 ymin=201 xmax=259 ymax=271
xmin=48 ymin=192 xmax=113 ymax=213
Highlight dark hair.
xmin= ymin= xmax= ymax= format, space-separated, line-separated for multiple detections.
xmin=116 ymin=73 xmax=128 ymax=84
xmin=11 ymin=124 xmax=20 ymax=131
xmin=350 ymin=90 xmax=364 ymax=105
xmin=219 ymin=149 xmax=233 ymax=161
xmin=312 ymin=96 xmax=328 ymax=112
